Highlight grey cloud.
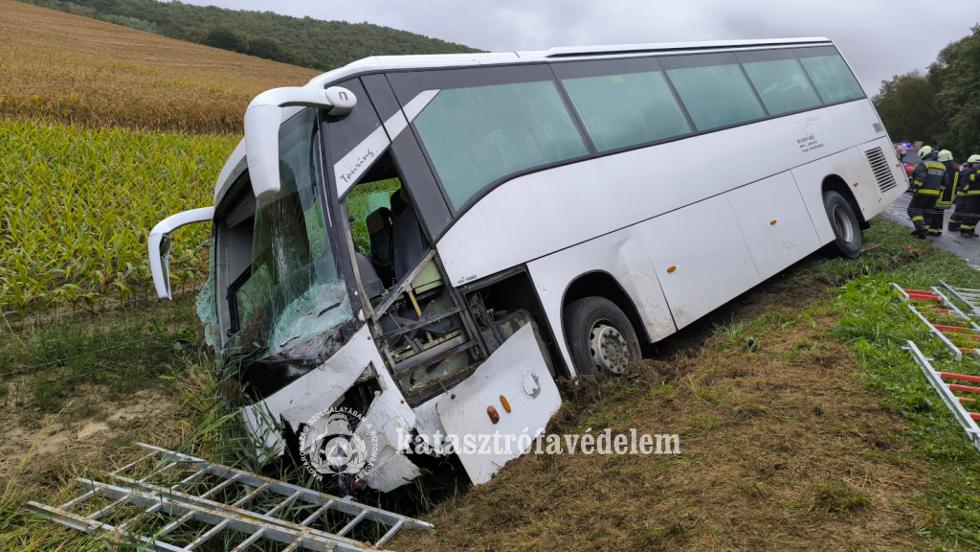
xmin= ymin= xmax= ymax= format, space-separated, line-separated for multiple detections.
xmin=182 ymin=0 xmax=979 ymax=94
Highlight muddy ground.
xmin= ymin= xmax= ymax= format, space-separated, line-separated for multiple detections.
xmin=391 ymin=257 xmax=934 ymax=551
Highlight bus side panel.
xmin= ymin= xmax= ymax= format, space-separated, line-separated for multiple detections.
xmin=636 ymin=194 xmax=760 ymax=329
xmin=726 ymin=172 xmax=821 ymax=281
xmin=526 ymin=227 xmax=677 ymax=374
xmin=437 ymin=101 xmax=886 ymax=288
xmin=791 ymin=143 xmax=887 ymax=246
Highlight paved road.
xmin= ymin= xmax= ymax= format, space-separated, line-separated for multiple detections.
xmin=882 ymin=192 xmax=980 ymax=268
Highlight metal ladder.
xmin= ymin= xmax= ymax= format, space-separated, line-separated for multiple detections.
xmin=905 ymin=341 xmax=980 ymax=453
xmin=892 ymin=283 xmax=980 ymax=360
xmin=27 ymin=443 xmax=433 ymax=551
xmin=941 ymin=281 xmax=980 ymax=318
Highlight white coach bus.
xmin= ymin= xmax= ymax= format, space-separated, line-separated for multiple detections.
xmin=149 ymin=37 xmax=907 ymax=492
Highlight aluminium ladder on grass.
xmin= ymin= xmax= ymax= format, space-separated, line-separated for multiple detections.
xmin=891 ymin=283 xmax=980 ymax=361
xmin=940 ymin=281 xmax=980 ymax=318
xmin=905 ymin=340 xmax=980 ymax=453
xmin=26 ymin=443 xmax=433 ymax=551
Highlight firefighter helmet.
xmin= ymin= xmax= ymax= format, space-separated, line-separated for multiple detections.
xmin=918 ymin=145 xmax=934 ymax=158
xmin=968 ymin=154 xmax=980 ymax=164
xmin=938 ymin=149 xmax=954 ymax=162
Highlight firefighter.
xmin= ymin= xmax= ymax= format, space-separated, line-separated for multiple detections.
xmin=907 ymin=145 xmax=946 ymax=238
xmin=954 ymin=154 xmax=980 ymax=238
xmin=949 ymin=154 xmax=977 ymax=233
xmin=929 ymin=149 xmax=957 ymax=235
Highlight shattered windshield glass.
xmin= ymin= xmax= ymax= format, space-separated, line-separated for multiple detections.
xmin=230 ymin=109 xmax=353 ymax=359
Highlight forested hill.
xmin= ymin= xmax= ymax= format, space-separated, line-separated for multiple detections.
xmin=19 ymin=0 xmax=480 ymax=70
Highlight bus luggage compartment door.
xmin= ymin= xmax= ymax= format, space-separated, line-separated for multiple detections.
xmin=435 ymin=323 xmax=560 ymax=485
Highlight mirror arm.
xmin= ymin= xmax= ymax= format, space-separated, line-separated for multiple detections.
xmin=148 ymin=206 xmax=214 ymax=300
xmin=244 ymin=85 xmax=356 ymax=200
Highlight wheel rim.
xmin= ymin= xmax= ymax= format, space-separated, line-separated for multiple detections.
xmin=588 ymin=321 xmax=631 ymax=374
xmin=831 ymin=205 xmax=855 ymax=243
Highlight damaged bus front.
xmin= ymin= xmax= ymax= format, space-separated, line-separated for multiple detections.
xmin=148 ymin=80 xmax=562 ymax=493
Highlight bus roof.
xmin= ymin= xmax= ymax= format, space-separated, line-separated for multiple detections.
xmin=214 ymin=37 xmax=833 ymax=203
xmin=304 ymin=37 xmax=832 ymax=88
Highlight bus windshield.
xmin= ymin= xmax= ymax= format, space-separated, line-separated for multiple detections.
xmin=229 ymin=109 xmax=353 ymax=358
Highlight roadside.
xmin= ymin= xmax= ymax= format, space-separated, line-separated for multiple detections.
xmin=883 ymin=192 xmax=980 ymax=268
xmin=1 ymin=219 xmax=978 ymax=551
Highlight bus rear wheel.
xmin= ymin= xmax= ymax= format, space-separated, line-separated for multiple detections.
xmin=822 ymin=190 xmax=863 ymax=258
xmin=564 ymin=297 xmax=641 ymax=377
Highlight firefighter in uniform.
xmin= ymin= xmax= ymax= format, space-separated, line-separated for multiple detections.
xmin=949 ymin=154 xmax=978 ymax=233
xmin=952 ymin=154 xmax=980 ymax=238
xmin=931 ymin=149 xmax=958 ymax=235
xmin=907 ymin=145 xmax=946 ymax=239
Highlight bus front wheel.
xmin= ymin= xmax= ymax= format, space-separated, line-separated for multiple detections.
xmin=564 ymin=297 xmax=641 ymax=377
xmin=822 ymin=190 xmax=863 ymax=258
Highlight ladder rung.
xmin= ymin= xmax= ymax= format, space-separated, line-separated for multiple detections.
xmin=337 ymin=510 xmax=368 ymax=537
xmin=233 ymin=482 xmax=270 ymax=506
xmin=186 ymin=518 xmax=228 ymax=550
xmin=949 ymin=383 xmax=980 ymax=395
xmin=111 ymin=450 xmax=160 ymax=476
xmin=265 ymin=490 xmax=303 ymax=516
xmin=300 ymin=499 xmax=335 ymax=526
xmin=200 ymin=472 xmax=242 ymax=498
xmin=376 ymin=519 xmax=404 ymax=547
xmin=230 ymin=528 xmax=266 ymax=551
xmin=87 ymin=494 xmax=130 ymax=521
xmin=941 ymin=372 xmax=980 ymax=384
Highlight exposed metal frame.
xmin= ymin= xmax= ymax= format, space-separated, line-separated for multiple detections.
xmin=27 ymin=443 xmax=433 ymax=552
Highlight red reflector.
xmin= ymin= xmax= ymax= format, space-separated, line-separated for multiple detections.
xmin=487 ymin=405 xmax=500 ymax=424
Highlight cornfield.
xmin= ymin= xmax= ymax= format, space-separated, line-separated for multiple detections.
xmin=0 ymin=119 xmax=238 ymax=312
xmin=0 ymin=0 xmax=315 ymax=134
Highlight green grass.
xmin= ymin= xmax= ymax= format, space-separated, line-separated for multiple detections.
xmin=1 ymin=295 xmax=206 ymax=413
xmin=828 ymin=220 xmax=980 ymax=549
xmin=0 ymin=119 xmax=237 ymax=313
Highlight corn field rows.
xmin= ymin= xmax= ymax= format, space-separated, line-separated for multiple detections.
xmin=0 ymin=119 xmax=237 ymax=313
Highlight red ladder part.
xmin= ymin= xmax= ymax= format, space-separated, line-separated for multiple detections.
xmin=941 ymin=372 xmax=980 ymax=384
xmin=960 ymin=396 xmax=976 ymax=404
xmin=904 ymin=288 xmax=940 ymax=297
xmin=947 ymin=383 xmax=980 ymax=395
xmin=934 ymin=324 xmax=980 ymax=337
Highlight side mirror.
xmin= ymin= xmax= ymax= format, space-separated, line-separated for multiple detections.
xmin=244 ymin=86 xmax=356 ymax=199
xmin=148 ymin=207 xmax=214 ymax=300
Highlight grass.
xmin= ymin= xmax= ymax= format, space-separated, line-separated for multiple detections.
xmin=0 ymin=0 xmax=315 ymax=134
xmin=0 ymin=118 xmax=238 ymax=313
xmin=0 ymin=295 xmax=244 ymax=551
xmin=387 ymin=219 xmax=980 ymax=551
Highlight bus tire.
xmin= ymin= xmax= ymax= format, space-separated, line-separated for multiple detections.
xmin=822 ymin=190 xmax=863 ymax=258
xmin=563 ymin=297 xmax=641 ymax=377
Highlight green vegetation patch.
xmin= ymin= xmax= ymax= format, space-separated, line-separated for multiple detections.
xmin=0 ymin=119 xmax=237 ymax=313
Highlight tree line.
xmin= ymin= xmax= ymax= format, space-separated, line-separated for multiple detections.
xmin=874 ymin=25 xmax=980 ymax=158
xmin=21 ymin=0 xmax=479 ymax=71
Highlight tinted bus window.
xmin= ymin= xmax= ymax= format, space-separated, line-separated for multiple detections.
xmin=797 ymin=47 xmax=865 ymax=104
xmin=556 ymin=58 xmax=691 ymax=152
xmin=413 ymin=80 xmax=588 ymax=210
xmin=738 ymin=50 xmax=822 ymax=115
xmin=661 ymin=53 xmax=766 ymax=131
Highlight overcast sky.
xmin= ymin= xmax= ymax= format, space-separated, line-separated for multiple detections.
xmin=183 ymin=0 xmax=978 ymax=94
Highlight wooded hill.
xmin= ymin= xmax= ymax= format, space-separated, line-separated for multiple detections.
xmin=874 ymin=24 xmax=980 ymax=157
xmin=20 ymin=0 xmax=480 ymax=70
